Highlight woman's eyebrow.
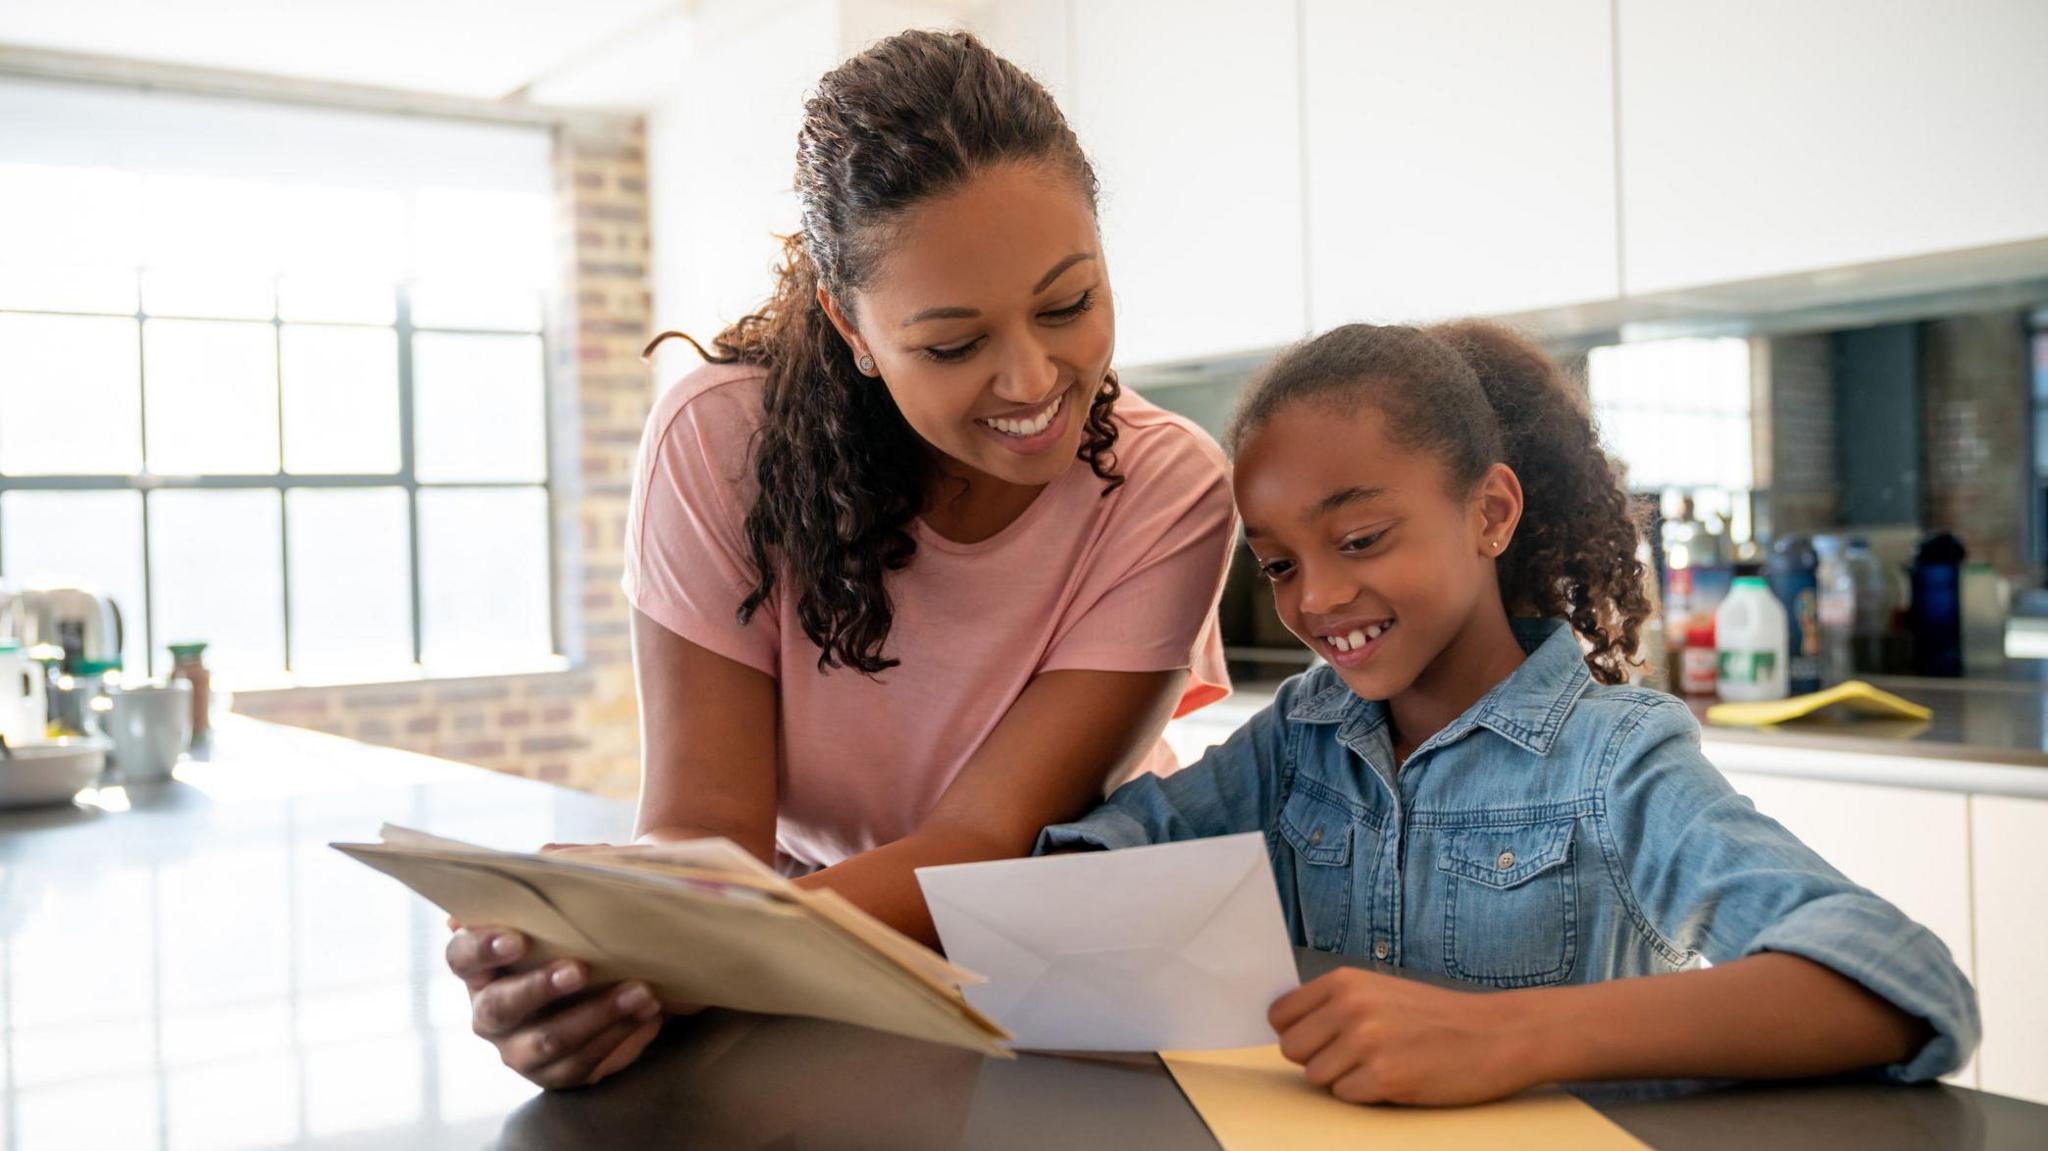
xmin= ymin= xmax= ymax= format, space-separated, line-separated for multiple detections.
xmin=901 ymin=253 xmax=1098 ymax=327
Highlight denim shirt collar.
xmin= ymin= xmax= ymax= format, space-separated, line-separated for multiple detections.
xmin=1284 ymin=618 xmax=1593 ymax=757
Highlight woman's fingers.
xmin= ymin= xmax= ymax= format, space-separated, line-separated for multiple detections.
xmin=526 ymin=992 xmax=664 ymax=1089
xmin=446 ymin=927 xmax=526 ymax=984
xmin=584 ymin=1015 xmax=666 ymax=1085
xmin=472 ymin=960 xmax=587 ymax=1038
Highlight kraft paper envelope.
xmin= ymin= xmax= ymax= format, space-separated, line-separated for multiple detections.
xmin=1163 ymin=1045 xmax=1650 ymax=1150
xmin=335 ymin=825 xmax=1011 ymax=1057
xmin=915 ymin=834 xmax=1299 ymax=1051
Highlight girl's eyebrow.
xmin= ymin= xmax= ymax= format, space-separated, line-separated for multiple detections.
xmin=1310 ymin=485 xmax=1389 ymax=518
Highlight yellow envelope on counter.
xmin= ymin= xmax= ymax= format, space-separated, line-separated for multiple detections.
xmin=333 ymin=825 xmax=1012 ymax=1057
xmin=1704 ymin=680 xmax=1932 ymax=728
xmin=1163 ymin=1045 xmax=1649 ymax=1150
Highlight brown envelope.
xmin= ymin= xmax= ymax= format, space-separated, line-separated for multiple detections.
xmin=333 ymin=827 xmax=1012 ymax=1057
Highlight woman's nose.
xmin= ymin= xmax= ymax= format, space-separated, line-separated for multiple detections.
xmin=989 ymin=335 xmax=1061 ymax=406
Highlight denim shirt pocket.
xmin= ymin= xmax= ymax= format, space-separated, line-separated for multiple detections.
xmin=1436 ymin=819 xmax=1578 ymax=988
xmin=1277 ymin=785 xmax=1354 ymax=952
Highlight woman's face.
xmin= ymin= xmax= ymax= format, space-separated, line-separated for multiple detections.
xmin=823 ymin=162 xmax=1114 ymax=490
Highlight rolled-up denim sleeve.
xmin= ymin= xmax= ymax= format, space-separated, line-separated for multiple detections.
xmin=1035 ymin=676 xmax=1298 ymax=855
xmin=1597 ymin=697 xmax=1980 ymax=1083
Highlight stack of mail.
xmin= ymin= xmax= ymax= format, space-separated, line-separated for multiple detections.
xmin=333 ymin=825 xmax=1012 ymax=1056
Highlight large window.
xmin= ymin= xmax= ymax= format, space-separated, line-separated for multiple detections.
xmin=0 ymin=107 xmax=557 ymax=684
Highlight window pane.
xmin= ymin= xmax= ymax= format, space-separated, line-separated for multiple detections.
xmin=278 ymin=276 xmax=395 ymax=325
xmin=412 ymin=332 xmax=546 ymax=482
xmin=149 ymin=490 xmax=284 ymax=681
xmin=0 ymin=314 xmax=142 ymax=475
xmin=141 ymin=268 xmax=275 ymax=321
xmin=417 ymin=487 xmax=550 ymax=672
xmin=286 ymin=488 xmax=412 ymax=678
xmin=0 ymin=491 xmax=148 ymax=675
xmin=0 ymin=164 xmax=139 ymax=313
xmin=143 ymin=319 xmax=279 ymax=475
xmin=414 ymin=188 xmax=550 ymax=289
xmin=281 ymin=326 xmax=400 ymax=475
xmin=142 ymin=175 xmax=280 ymax=276
xmin=278 ymin=186 xmax=405 ymax=281
xmin=407 ymin=279 xmax=543 ymax=331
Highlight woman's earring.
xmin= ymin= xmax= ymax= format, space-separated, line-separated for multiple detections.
xmin=857 ymin=354 xmax=876 ymax=375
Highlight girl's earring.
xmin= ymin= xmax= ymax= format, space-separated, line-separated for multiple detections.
xmin=857 ymin=354 xmax=876 ymax=375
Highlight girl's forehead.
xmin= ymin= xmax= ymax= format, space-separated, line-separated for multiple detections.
xmin=1234 ymin=404 xmax=1448 ymax=527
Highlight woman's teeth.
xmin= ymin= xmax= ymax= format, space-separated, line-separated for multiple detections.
xmin=1324 ymin=621 xmax=1393 ymax=653
xmin=981 ymin=392 xmax=1062 ymax=438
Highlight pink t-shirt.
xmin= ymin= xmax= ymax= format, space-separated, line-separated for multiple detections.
xmin=623 ymin=361 xmax=1235 ymax=871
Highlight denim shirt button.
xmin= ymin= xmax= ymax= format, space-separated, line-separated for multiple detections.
xmin=1372 ymin=940 xmax=1390 ymax=960
xmin=1497 ymin=850 xmax=1516 ymax=870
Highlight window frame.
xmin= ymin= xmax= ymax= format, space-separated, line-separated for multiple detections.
xmin=0 ymin=281 xmax=559 ymax=682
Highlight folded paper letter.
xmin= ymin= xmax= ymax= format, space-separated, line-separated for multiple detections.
xmin=333 ymin=825 xmax=1011 ymax=1056
xmin=916 ymin=833 xmax=1300 ymax=1051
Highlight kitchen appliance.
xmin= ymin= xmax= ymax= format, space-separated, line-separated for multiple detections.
xmin=19 ymin=587 xmax=124 ymax=673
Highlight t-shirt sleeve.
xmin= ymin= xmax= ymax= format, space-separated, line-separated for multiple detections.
xmin=1038 ymin=426 xmax=1235 ymax=718
xmin=621 ymin=372 xmax=780 ymax=677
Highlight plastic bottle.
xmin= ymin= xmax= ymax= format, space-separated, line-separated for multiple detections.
xmin=1843 ymin=538 xmax=1888 ymax=674
xmin=1717 ymin=574 xmax=1790 ymax=702
xmin=1767 ymin=535 xmax=1822 ymax=695
xmin=1812 ymin=536 xmax=1856 ymax=687
xmin=1910 ymin=530 xmax=1967 ymax=678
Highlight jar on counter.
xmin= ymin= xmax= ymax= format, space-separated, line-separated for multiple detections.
xmin=168 ymin=641 xmax=212 ymax=746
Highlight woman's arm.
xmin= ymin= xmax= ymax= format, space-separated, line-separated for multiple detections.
xmin=630 ymin=607 xmax=780 ymax=863
xmin=795 ymin=666 xmax=1185 ymax=946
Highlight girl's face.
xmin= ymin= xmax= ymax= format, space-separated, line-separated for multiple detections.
xmin=1235 ymin=400 xmax=1521 ymax=701
xmin=822 ymin=162 xmax=1115 ymax=491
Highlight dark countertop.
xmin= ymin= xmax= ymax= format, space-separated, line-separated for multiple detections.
xmin=4 ymin=717 xmax=2044 ymax=1150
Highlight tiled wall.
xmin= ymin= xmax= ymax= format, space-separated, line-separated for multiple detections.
xmin=1758 ymin=333 xmax=1840 ymax=536
xmin=234 ymin=117 xmax=655 ymax=800
xmin=1923 ymin=312 xmax=2029 ymax=576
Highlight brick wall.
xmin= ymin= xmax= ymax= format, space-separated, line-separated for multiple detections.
xmin=1923 ymin=312 xmax=2029 ymax=577
xmin=1754 ymin=333 xmax=1839 ymax=537
xmin=233 ymin=116 xmax=654 ymax=800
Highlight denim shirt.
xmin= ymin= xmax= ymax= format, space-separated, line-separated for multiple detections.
xmin=1037 ymin=619 xmax=1979 ymax=1082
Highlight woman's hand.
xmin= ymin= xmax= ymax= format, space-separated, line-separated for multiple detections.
xmin=1268 ymin=968 xmax=1543 ymax=1106
xmin=445 ymin=924 xmax=666 ymax=1090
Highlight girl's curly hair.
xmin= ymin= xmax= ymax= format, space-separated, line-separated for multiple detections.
xmin=647 ymin=30 xmax=1122 ymax=676
xmin=1225 ymin=321 xmax=1650 ymax=685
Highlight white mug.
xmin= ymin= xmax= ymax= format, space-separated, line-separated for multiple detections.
xmin=106 ymin=682 xmax=192 ymax=783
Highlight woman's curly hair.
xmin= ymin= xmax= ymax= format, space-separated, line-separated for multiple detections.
xmin=646 ymin=30 xmax=1122 ymax=676
xmin=1225 ymin=321 xmax=1650 ymax=685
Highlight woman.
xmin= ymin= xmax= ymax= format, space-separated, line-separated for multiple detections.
xmin=445 ymin=29 xmax=1237 ymax=1088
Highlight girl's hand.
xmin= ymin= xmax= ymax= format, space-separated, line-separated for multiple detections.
xmin=1268 ymin=968 xmax=1545 ymax=1106
xmin=445 ymin=923 xmax=666 ymax=1090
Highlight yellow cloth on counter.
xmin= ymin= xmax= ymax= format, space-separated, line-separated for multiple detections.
xmin=1162 ymin=1045 xmax=1649 ymax=1150
xmin=333 ymin=825 xmax=1012 ymax=1057
xmin=1704 ymin=680 xmax=1932 ymax=728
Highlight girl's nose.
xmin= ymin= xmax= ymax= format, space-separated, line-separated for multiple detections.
xmin=1296 ymin=562 xmax=1357 ymax=618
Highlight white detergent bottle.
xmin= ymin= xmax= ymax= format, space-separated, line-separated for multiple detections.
xmin=1715 ymin=576 xmax=1789 ymax=702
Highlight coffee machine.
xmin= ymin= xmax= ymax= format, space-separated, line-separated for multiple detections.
xmin=16 ymin=586 xmax=125 ymax=672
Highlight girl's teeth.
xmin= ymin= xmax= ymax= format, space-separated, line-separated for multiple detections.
xmin=1346 ymin=629 xmax=1367 ymax=649
xmin=984 ymin=393 xmax=1062 ymax=437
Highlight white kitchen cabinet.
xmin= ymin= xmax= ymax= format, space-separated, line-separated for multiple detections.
xmin=1301 ymin=0 xmax=1620 ymax=327
xmin=1717 ymin=771 xmax=1977 ymax=1086
xmin=1067 ymin=0 xmax=1306 ymax=367
xmin=1971 ymin=794 xmax=2048 ymax=1105
xmin=1616 ymin=0 xmax=2048 ymax=295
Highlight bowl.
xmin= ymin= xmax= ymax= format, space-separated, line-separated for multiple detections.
xmin=0 ymin=738 xmax=110 ymax=809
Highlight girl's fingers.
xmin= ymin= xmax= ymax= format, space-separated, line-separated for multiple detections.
xmin=1301 ymin=1032 xmax=1369 ymax=1089
xmin=1268 ymin=974 xmax=1338 ymax=1032
xmin=1328 ymin=1062 xmax=1390 ymax=1105
xmin=1275 ymin=1007 xmax=1347 ymax=1067
xmin=472 ymin=960 xmax=587 ymax=1038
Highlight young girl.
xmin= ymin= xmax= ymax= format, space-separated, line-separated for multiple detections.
xmin=1037 ymin=321 xmax=1978 ymax=1105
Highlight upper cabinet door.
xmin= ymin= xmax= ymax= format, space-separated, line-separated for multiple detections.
xmin=1069 ymin=0 xmax=1307 ymax=368
xmin=1617 ymin=0 xmax=2048 ymax=295
xmin=1303 ymin=0 xmax=1620 ymax=328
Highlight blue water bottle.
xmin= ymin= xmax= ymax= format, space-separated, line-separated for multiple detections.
xmin=1911 ymin=530 xmax=1967 ymax=677
xmin=1767 ymin=535 xmax=1821 ymax=696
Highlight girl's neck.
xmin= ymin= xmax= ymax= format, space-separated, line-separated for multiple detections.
xmin=1386 ymin=607 xmax=1527 ymax=766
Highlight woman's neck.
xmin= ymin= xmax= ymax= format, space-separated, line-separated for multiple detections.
xmin=920 ymin=455 xmax=1047 ymax=544
xmin=1385 ymin=607 xmax=1527 ymax=766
